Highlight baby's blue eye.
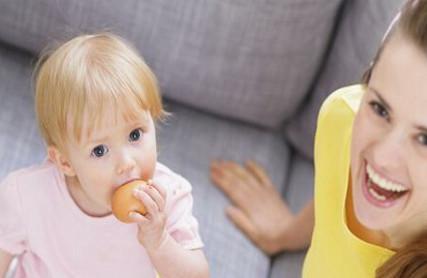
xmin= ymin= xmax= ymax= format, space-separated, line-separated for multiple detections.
xmin=91 ymin=145 xmax=108 ymax=158
xmin=129 ymin=128 xmax=143 ymax=142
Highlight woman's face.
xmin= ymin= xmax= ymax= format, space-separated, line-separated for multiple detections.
xmin=351 ymin=31 xmax=427 ymax=248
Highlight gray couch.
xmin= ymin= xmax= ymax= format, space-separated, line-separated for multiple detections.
xmin=0 ymin=0 xmax=402 ymax=277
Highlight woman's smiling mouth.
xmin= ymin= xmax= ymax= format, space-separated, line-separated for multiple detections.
xmin=362 ymin=162 xmax=409 ymax=208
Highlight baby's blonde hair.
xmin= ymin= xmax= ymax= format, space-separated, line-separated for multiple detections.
xmin=34 ymin=32 xmax=165 ymax=152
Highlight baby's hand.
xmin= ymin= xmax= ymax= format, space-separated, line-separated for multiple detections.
xmin=129 ymin=180 xmax=168 ymax=251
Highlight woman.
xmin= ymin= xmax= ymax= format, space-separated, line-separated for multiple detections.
xmin=211 ymin=0 xmax=427 ymax=276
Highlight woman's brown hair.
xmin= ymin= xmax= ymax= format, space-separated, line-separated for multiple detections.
xmin=363 ymin=0 xmax=427 ymax=84
xmin=367 ymin=1 xmax=427 ymax=277
xmin=376 ymin=231 xmax=427 ymax=278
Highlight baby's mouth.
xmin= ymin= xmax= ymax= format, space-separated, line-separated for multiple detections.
xmin=114 ymin=178 xmax=140 ymax=190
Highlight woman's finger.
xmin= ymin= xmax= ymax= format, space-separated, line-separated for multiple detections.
xmin=226 ymin=206 xmax=259 ymax=243
xmin=211 ymin=165 xmax=248 ymax=199
xmin=211 ymin=161 xmax=253 ymax=189
xmin=224 ymin=161 xmax=259 ymax=188
xmin=211 ymin=161 xmax=258 ymax=206
xmin=245 ymin=160 xmax=273 ymax=187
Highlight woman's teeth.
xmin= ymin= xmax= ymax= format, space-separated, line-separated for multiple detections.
xmin=366 ymin=164 xmax=407 ymax=193
xmin=368 ymin=188 xmax=386 ymax=201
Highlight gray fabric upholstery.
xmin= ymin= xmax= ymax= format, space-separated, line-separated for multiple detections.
xmin=284 ymin=0 xmax=403 ymax=159
xmin=0 ymin=45 xmax=45 ymax=180
xmin=156 ymin=102 xmax=292 ymax=278
xmin=270 ymin=154 xmax=314 ymax=278
xmin=0 ymin=0 xmax=343 ymax=128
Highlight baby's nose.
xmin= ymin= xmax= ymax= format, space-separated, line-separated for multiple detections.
xmin=116 ymin=154 xmax=136 ymax=175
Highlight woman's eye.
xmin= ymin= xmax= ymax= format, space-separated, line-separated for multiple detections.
xmin=417 ymin=134 xmax=427 ymax=146
xmin=91 ymin=145 xmax=109 ymax=158
xmin=369 ymin=101 xmax=389 ymax=119
xmin=129 ymin=128 xmax=143 ymax=142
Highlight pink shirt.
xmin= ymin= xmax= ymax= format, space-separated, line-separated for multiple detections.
xmin=0 ymin=161 xmax=203 ymax=278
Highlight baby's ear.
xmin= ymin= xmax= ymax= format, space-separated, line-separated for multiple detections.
xmin=47 ymin=146 xmax=76 ymax=177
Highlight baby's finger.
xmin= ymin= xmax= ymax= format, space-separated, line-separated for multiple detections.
xmin=142 ymin=184 xmax=165 ymax=212
xmin=133 ymin=188 xmax=159 ymax=216
xmin=128 ymin=211 xmax=149 ymax=224
xmin=150 ymin=179 xmax=167 ymax=201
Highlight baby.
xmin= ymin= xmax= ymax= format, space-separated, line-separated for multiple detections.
xmin=0 ymin=33 xmax=209 ymax=278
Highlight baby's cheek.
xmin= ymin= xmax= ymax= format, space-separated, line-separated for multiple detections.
xmin=105 ymin=189 xmax=116 ymax=208
xmin=141 ymin=169 xmax=154 ymax=181
xmin=140 ymin=159 xmax=157 ymax=180
xmin=90 ymin=179 xmax=114 ymax=203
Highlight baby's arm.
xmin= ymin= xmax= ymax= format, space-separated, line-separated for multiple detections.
xmin=0 ymin=249 xmax=14 ymax=278
xmin=147 ymin=235 xmax=209 ymax=278
xmin=130 ymin=179 xmax=209 ymax=278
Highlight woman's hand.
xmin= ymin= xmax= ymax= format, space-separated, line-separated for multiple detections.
xmin=129 ymin=180 xmax=168 ymax=252
xmin=210 ymin=160 xmax=297 ymax=255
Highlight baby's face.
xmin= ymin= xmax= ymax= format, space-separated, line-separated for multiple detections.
xmin=64 ymin=109 xmax=157 ymax=216
xmin=350 ymin=31 xmax=427 ymax=247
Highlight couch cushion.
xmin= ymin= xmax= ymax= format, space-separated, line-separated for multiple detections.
xmin=0 ymin=0 xmax=343 ymax=128
xmin=284 ymin=0 xmax=402 ymax=159
xmin=269 ymin=154 xmax=314 ymax=278
xmin=0 ymin=42 xmax=293 ymax=277
xmin=0 ymin=45 xmax=45 ymax=179
xmin=156 ymin=102 xmax=292 ymax=278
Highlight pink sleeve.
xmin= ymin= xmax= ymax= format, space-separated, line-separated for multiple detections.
xmin=0 ymin=173 xmax=27 ymax=255
xmin=163 ymin=175 xmax=204 ymax=250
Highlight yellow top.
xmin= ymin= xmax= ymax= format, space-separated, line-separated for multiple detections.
xmin=302 ymin=85 xmax=395 ymax=277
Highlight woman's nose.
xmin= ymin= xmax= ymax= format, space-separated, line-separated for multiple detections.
xmin=371 ymin=131 xmax=404 ymax=172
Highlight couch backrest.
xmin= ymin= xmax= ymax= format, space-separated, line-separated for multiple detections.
xmin=0 ymin=0 xmax=344 ymax=128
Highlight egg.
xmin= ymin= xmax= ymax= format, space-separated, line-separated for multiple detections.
xmin=111 ymin=180 xmax=148 ymax=223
